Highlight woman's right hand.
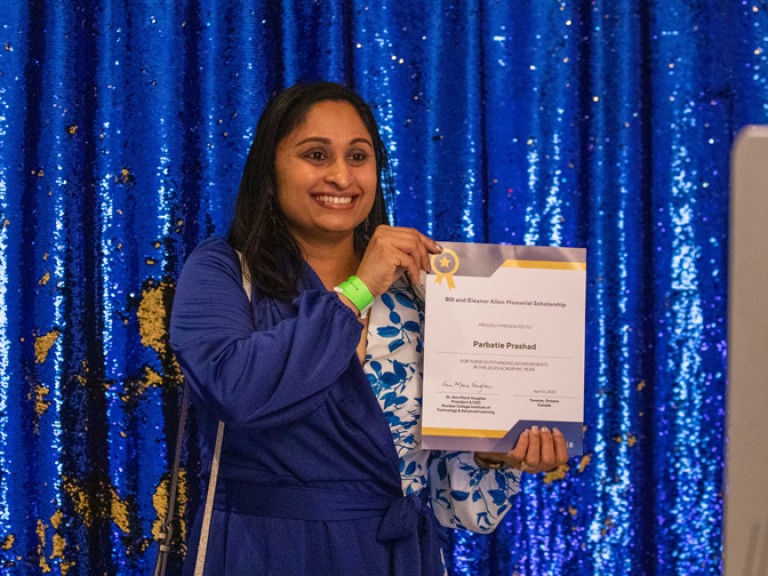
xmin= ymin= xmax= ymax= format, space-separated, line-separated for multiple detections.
xmin=355 ymin=225 xmax=442 ymax=296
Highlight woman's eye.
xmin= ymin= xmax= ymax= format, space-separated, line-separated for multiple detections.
xmin=304 ymin=150 xmax=327 ymax=161
xmin=349 ymin=151 xmax=368 ymax=163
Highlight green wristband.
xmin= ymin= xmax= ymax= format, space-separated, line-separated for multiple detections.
xmin=334 ymin=275 xmax=374 ymax=317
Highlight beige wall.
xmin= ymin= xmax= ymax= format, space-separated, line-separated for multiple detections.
xmin=724 ymin=126 xmax=768 ymax=576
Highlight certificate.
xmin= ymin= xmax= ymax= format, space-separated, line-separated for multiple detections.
xmin=421 ymin=242 xmax=586 ymax=456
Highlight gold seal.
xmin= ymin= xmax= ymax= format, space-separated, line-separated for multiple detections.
xmin=431 ymin=248 xmax=460 ymax=289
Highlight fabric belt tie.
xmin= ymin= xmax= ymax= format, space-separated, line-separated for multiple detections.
xmin=215 ymin=479 xmax=446 ymax=574
xmin=376 ymin=491 xmax=424 ymax=541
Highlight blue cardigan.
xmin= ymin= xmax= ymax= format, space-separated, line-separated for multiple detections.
xmin=170 ymin=237 xmax=446 ymax=575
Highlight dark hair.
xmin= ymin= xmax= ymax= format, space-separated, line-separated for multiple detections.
xmin=228 ymin=82 xmax=394 ymax=301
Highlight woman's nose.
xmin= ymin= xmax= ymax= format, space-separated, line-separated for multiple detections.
xmin=325 ymin=159 xmax=354 ymax=188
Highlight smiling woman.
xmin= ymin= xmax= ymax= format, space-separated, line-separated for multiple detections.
xmin=167 ymin=82 xmax=567 ymax=575
xmin=275 ymin=100 xmax=378 ymax=251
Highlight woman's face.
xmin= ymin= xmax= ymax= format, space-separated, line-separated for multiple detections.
xmin=275 ymin=99 xmax=377 ymax=248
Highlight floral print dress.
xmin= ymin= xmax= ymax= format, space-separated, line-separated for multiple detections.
xmin=364 ymin=282 xmax=523 ymax=533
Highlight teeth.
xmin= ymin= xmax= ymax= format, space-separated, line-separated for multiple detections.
xmin=316 ymin=195 xmax=352 ymax=205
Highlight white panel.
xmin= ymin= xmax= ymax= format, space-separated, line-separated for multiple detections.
xmin=724 ymin=126 xmax=768 ymax=576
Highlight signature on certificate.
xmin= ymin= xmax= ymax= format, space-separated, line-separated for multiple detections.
xmin=440 ymin=380 xmax=495 ymax=392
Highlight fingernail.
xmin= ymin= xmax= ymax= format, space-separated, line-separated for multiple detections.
xmin=553 ymin=427 xmax=562 ymax=436
xmin=531 ymin=425 xmax=539 ymax=433
xmin=522 ymin=430 xmax=529 ymax=437
xmin=541 ymin=426 xmax=550 ymax=433
xmin=434 ymin=242 xmax=444 ymax=252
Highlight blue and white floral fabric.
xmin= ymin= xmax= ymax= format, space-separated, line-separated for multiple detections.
xmin=364 ymin=283 xmax=522 ymax=533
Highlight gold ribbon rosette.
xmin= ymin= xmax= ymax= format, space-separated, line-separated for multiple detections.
xmin=431 ymin=248 xmax=460 ymax=289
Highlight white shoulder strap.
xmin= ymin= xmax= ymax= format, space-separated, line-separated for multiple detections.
xmin=194 ymin=251 xmax=251 ymax=575
xmin=193 ymin=422 xmax=224 ymax=575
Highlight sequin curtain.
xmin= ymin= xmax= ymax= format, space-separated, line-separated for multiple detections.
xmin=0 ymin=1 xmax=764 ymax=574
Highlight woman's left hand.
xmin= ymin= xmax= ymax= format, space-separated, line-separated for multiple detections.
xmin=475 ymin=426 xmax=569 ymax=474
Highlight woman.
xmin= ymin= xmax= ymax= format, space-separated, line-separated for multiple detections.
xmin=170 ymin=82 xmax=568 ymax=575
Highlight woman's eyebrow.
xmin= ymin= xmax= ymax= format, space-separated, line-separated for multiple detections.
xmin=294 ymin=136 xmax=373 ymax=147
xmin=349 ymin=137 xmax=373 ymax=147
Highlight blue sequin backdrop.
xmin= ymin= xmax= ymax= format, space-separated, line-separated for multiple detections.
xmin=0 ymin=1 xmax=764 ymax=574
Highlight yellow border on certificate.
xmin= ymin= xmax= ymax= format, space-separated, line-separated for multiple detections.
xmin=422 ymin=427 xmax=509 ymax=439
xmin=501 ymin=259 xmax=586 ymax=271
